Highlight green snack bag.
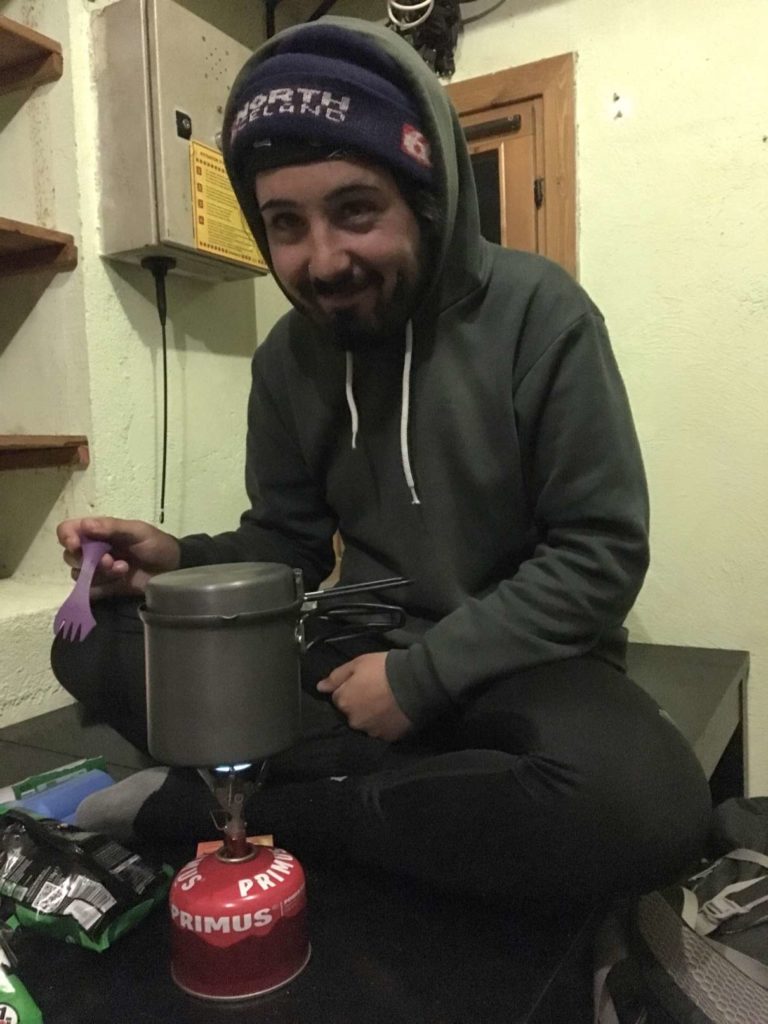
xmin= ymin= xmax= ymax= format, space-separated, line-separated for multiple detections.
xmin=0 ymin=809 xmax=171 ymax=952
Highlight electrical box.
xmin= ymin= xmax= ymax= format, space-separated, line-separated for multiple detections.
xmin=93 ymin=0 xmax=267 ymax=280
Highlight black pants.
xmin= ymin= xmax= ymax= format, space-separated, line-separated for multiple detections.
xmin=52 ymin=598 xmax=711 ymax=909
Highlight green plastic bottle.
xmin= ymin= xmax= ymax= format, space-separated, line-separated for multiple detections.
xmin=0 ymin=941 xmax=43 ymax=1024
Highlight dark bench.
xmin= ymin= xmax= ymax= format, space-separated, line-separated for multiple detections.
xmin=0 ymin=642 xmax=749 ymax=1024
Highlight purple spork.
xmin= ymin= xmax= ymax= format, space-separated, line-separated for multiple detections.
xmin=53 ymin=538 xmax=111 ymax=642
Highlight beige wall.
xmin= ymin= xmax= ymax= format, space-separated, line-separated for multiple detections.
xmin=0 ymin=0 xmax=270 ymax=721
xmin=2 ymin=1 xmax=766 ymax=791
xmin=452 ymin=0 xmax=768 ymax=786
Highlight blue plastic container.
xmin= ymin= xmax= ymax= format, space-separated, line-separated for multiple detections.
xmin=10 ymin=769 xmax=114 ymax=823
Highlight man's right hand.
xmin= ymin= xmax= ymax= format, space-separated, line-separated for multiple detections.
xmin=57 ymin=517 xmax=182 ymax=598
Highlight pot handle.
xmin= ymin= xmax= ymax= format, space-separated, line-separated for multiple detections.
xmin=298 ymin=601 xmax=406 ymax=653
xmin=303 ymin=576 xmax=410 ymax=604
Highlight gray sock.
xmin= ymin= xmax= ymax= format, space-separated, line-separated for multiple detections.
xmin=75 ymin=767 xmax=171 ymax=842
xmin=76 ymin=766 xmax=220 ymax=845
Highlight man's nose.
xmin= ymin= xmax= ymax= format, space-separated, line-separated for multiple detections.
xmin=307 ymin=225 xmax=352 ymax=282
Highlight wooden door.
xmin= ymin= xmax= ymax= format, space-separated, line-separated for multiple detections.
xmin=463 ymin=98 xmax=545 ymax=254
xmin=447 ymin=54 xmax=576 ymax=277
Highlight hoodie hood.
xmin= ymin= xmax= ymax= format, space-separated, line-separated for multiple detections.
xmin=222 ymin=17 xmax=485 ymax=321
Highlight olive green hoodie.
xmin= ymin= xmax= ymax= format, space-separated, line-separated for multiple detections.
xmin=178 ymin=18 xmax=650 ymax=727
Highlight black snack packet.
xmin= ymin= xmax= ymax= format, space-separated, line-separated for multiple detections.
xmin=0 ymin=809 xmax=171 ymax=951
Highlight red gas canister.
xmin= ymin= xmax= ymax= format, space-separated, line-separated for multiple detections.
xmin=169 ymin=844 xmax=310 ymax=1000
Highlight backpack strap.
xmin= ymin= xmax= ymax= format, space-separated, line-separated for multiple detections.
xmin=727 ymin=847 xmax=768 ymax=870
xmin=680 ymin=886 xmax=698 ymax=929
xmin=593 ymin=906 xmax=647 ymax=1024
xmin=694 ymin=851 xmax=768 ymax=936
xmin=593 ymin=909 xmax=627 ymax=1024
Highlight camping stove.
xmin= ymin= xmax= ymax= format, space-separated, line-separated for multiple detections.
xmin=168 ymin=766 xmax=309 ymax=1000
xmin=141 ymin=562 xmax=407 ymax=1000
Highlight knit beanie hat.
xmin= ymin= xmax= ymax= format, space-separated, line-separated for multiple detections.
xmin=225 ymin=25 xmax=433 ymax=191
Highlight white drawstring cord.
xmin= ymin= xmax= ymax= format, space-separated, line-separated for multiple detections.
xmin=345 ymin=327 xmax=420 ymax=505
xmin=345 ymin=351 xmax=359 ymax=450
xmin=400 ymin=321 xmax=421 ymax=505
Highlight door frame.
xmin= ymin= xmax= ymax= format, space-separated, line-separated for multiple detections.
xmin=446 ymin=53 xmax=576 ymax=278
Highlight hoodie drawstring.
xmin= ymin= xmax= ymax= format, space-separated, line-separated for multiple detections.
xmin=343 ymin=321 xmax=421 ymax=505
xmin=400 ymin=321 xmax=420 ymax=505
xmin=345 ymin=351 xmax=359 ymax=450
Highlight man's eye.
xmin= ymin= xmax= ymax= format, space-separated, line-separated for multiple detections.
xmin=266 ymin=213 xmax=302 ymax=236
xmin=339 ymin=202 xmax=377 ymax=224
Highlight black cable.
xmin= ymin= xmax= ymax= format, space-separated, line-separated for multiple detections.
xmin=307 ymin=0 xmax=339 ymax=20
xmin=265 ymin=0 xmax=278 ymax=38
xmin=389 ymin=0 xmax=462 ymax=77
xmin=140 ymin=256 xmax=176 ymax=524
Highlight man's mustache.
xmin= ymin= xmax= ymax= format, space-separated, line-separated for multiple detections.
xmin=305 ymin=269 xmax=380 ymax=299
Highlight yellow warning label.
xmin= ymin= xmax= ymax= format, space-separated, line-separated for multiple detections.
xmin=189 ymin=140 xmax=267 ymax=272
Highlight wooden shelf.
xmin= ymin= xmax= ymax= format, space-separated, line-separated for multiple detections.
xmin=0 ymin=15 xmax=63 ymax=97
xmin=0 ymin=217 xmax=77 ymax=276
xmin=0 ymin=27 xmax=84 ymax=473
xmin=0 ymin=435 xmax=89 ymax=471
xmin=0 ymin=22 xmax=76 ymax=276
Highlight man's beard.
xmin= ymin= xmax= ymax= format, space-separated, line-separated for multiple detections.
xmin=296 ymin=269 xmax=420 ymax=351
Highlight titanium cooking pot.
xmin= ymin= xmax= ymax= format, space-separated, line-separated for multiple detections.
xmin=139 ymin=563 xmax=406 ymax=767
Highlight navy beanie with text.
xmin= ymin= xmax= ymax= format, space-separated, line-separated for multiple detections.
xmin=226 ymin=26 xmax=433 ymax=190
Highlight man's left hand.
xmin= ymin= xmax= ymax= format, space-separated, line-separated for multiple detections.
xmin=316 ymin=652 xmax=412 ymax=742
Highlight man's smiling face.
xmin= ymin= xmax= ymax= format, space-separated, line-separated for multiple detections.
xmin=255 ymin=157 xmax=423 ymax=347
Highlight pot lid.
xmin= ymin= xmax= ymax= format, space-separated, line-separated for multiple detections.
xmin=145 ymin=562 xmax=302 ymax=616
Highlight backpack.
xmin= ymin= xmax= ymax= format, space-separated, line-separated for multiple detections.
xmin=595 ymin=797 xmax=768 ymax=1024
